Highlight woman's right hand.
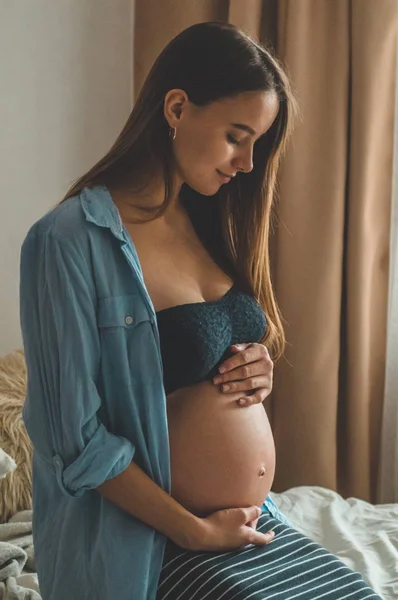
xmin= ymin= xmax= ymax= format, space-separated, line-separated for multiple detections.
xmin=180 ymin=505 xmax=275 ymax=551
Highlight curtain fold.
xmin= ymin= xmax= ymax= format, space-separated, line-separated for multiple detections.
xmin=133 ymin=0 xmax=398 ymax=503
xmin=378 ymin=30 xmax=398 ymax=504
xmin=266 ymin=0 xmax=351 ymax=497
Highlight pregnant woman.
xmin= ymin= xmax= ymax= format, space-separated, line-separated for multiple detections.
xmin=20 ymin=22 xmax=381 ymax=600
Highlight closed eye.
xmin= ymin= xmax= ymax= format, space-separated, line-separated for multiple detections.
xmin=227 ymin=134 xmax=240 ymax=146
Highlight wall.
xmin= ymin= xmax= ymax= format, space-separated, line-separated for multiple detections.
xmin=0 ymin=0 xmax=134 ymax=355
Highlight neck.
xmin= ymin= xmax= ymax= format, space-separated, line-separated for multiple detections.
xmin=109 ymin=164 xmax=183 ymax=218
xmin=109 ymin=175 xmax=186 ymax=225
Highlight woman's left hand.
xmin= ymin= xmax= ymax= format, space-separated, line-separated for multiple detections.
xmin=213 ymin=343 xmax=273 ymax=407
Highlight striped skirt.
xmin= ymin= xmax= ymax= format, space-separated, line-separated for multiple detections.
xmin=157 ymin=498 xmax=381 ymax=600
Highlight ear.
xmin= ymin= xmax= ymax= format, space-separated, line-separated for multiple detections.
xmin=163 ymin=89 xmax=188 ymax=128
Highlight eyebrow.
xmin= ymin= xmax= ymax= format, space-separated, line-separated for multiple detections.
xmin=230 ymin=123 xmax=256 ymax=136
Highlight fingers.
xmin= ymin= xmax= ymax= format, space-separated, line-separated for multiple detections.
xmin=247 ymin=517 xmax=260 ymax=530
xmin=239 ymin=505 xmax=262 ymax=524
xmin=236 ymin=390 xmax=269 ymax=407
xmin=218 ymin=343 xmax=271 ymax=375
xmin=238 ymin=506 xmax=275 ymax=546
xmin=217 ymin=374 xmax=269 ymax=393
xmin=247 ymin=529 xmax=275 ymax=546
xmin=214 ymin=356 xmax=273 ymax=387
xmin=204 ymin=506 xmax=275 ymax=551
xmin=214 ymin=363 xmax=259 ymax=385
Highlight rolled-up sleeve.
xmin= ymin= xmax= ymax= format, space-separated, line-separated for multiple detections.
xmin=20 ymin=226 xmax=135 ymax=498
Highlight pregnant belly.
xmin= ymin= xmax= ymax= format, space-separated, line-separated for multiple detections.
xmin=166 ymin=380 xmax=276 ymax=516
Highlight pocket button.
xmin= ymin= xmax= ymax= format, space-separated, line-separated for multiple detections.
xmin=125 ymin=315 xmax=134 ymax=325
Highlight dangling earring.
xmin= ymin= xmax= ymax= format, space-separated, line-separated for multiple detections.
xmin=169 ymin=127 xmax=177 ymax=140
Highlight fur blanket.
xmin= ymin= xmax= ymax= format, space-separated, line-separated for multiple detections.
xmin=0 ymin=350 xmax=32 ymax=523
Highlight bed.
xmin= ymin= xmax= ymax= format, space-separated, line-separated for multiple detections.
xmin=270 ymin=485 xmax=398 ymax=599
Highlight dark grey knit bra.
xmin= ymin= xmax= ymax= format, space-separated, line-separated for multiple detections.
xmin=155 ymin=284 xmax=267 ymax=394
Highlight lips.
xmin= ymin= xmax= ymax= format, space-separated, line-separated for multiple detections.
xmin=218 ymin=170 xmax=236 ymax=178
xmin=217 ymin=171 xmax=231 ymax=183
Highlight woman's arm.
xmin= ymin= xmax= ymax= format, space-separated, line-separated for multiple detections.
xmin=97 ymin=461 xmax=199 ymax=548
xmin=97 ymin=461 xmax=274 ymax=551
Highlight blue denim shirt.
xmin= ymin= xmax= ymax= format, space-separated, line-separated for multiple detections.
xmin=20 ymin=185 xmax=291 ymax=600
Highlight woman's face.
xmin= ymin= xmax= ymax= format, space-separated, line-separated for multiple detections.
xmin=166 ymin=90 xmax=280 ymax=196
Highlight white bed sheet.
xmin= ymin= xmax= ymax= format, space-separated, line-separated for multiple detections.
xmin=270 ymin=485 xmax=398 ymax=600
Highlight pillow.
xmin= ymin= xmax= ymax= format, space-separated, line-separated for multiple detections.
xmin=0 ymin=349 xmax=32 ymax=523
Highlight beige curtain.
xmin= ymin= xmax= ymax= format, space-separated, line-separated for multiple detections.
xmin=379 ymin=31 xmax=398 ymax=504
xmin=133 ymin=0 xmax=398 ymax=504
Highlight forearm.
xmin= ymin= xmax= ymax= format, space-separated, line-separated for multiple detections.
xmin=96 ymin=461 xmax=199 ymax=547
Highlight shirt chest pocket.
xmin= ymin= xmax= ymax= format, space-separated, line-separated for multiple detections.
xmin=97 ymin=294 xmax=153 ymax=330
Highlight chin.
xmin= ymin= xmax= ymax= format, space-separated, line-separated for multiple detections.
xmin=185 ymin=179 xmax=221 ymax=197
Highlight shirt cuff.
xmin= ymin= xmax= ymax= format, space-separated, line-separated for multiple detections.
xmin=52 ymin=424 xmax=135 ymax=498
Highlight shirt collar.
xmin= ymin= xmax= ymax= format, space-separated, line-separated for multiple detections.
xmin=80 ymin=184 xmax=158 ymax=318
xmin=80 ymin=185 xmax=125 ymax=241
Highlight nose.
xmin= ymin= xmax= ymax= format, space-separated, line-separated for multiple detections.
xmin=234 ymin=146 xmax=254 ymax=174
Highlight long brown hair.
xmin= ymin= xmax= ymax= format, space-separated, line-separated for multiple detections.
xmin=61 ymin=22 xmax=299 ymax=362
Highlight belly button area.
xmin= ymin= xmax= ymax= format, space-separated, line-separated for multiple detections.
xmin=258 ymin=466 xmax=266 ymax=477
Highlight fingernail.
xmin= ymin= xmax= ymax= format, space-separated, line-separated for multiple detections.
xmin=222 ymin=384 xmax=230 ymax=392
xmin=268 ymin=530 xmax=275 ymax=537
xmin=238 ymin=398 xmax=246 ymax=406
xmin=219 ymin=366 xmax=226 ymax=373
xmin=257 ymin=507 xmax=262 ymax=517
xmin=213 ymin=376 xmax=222 ymax=384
